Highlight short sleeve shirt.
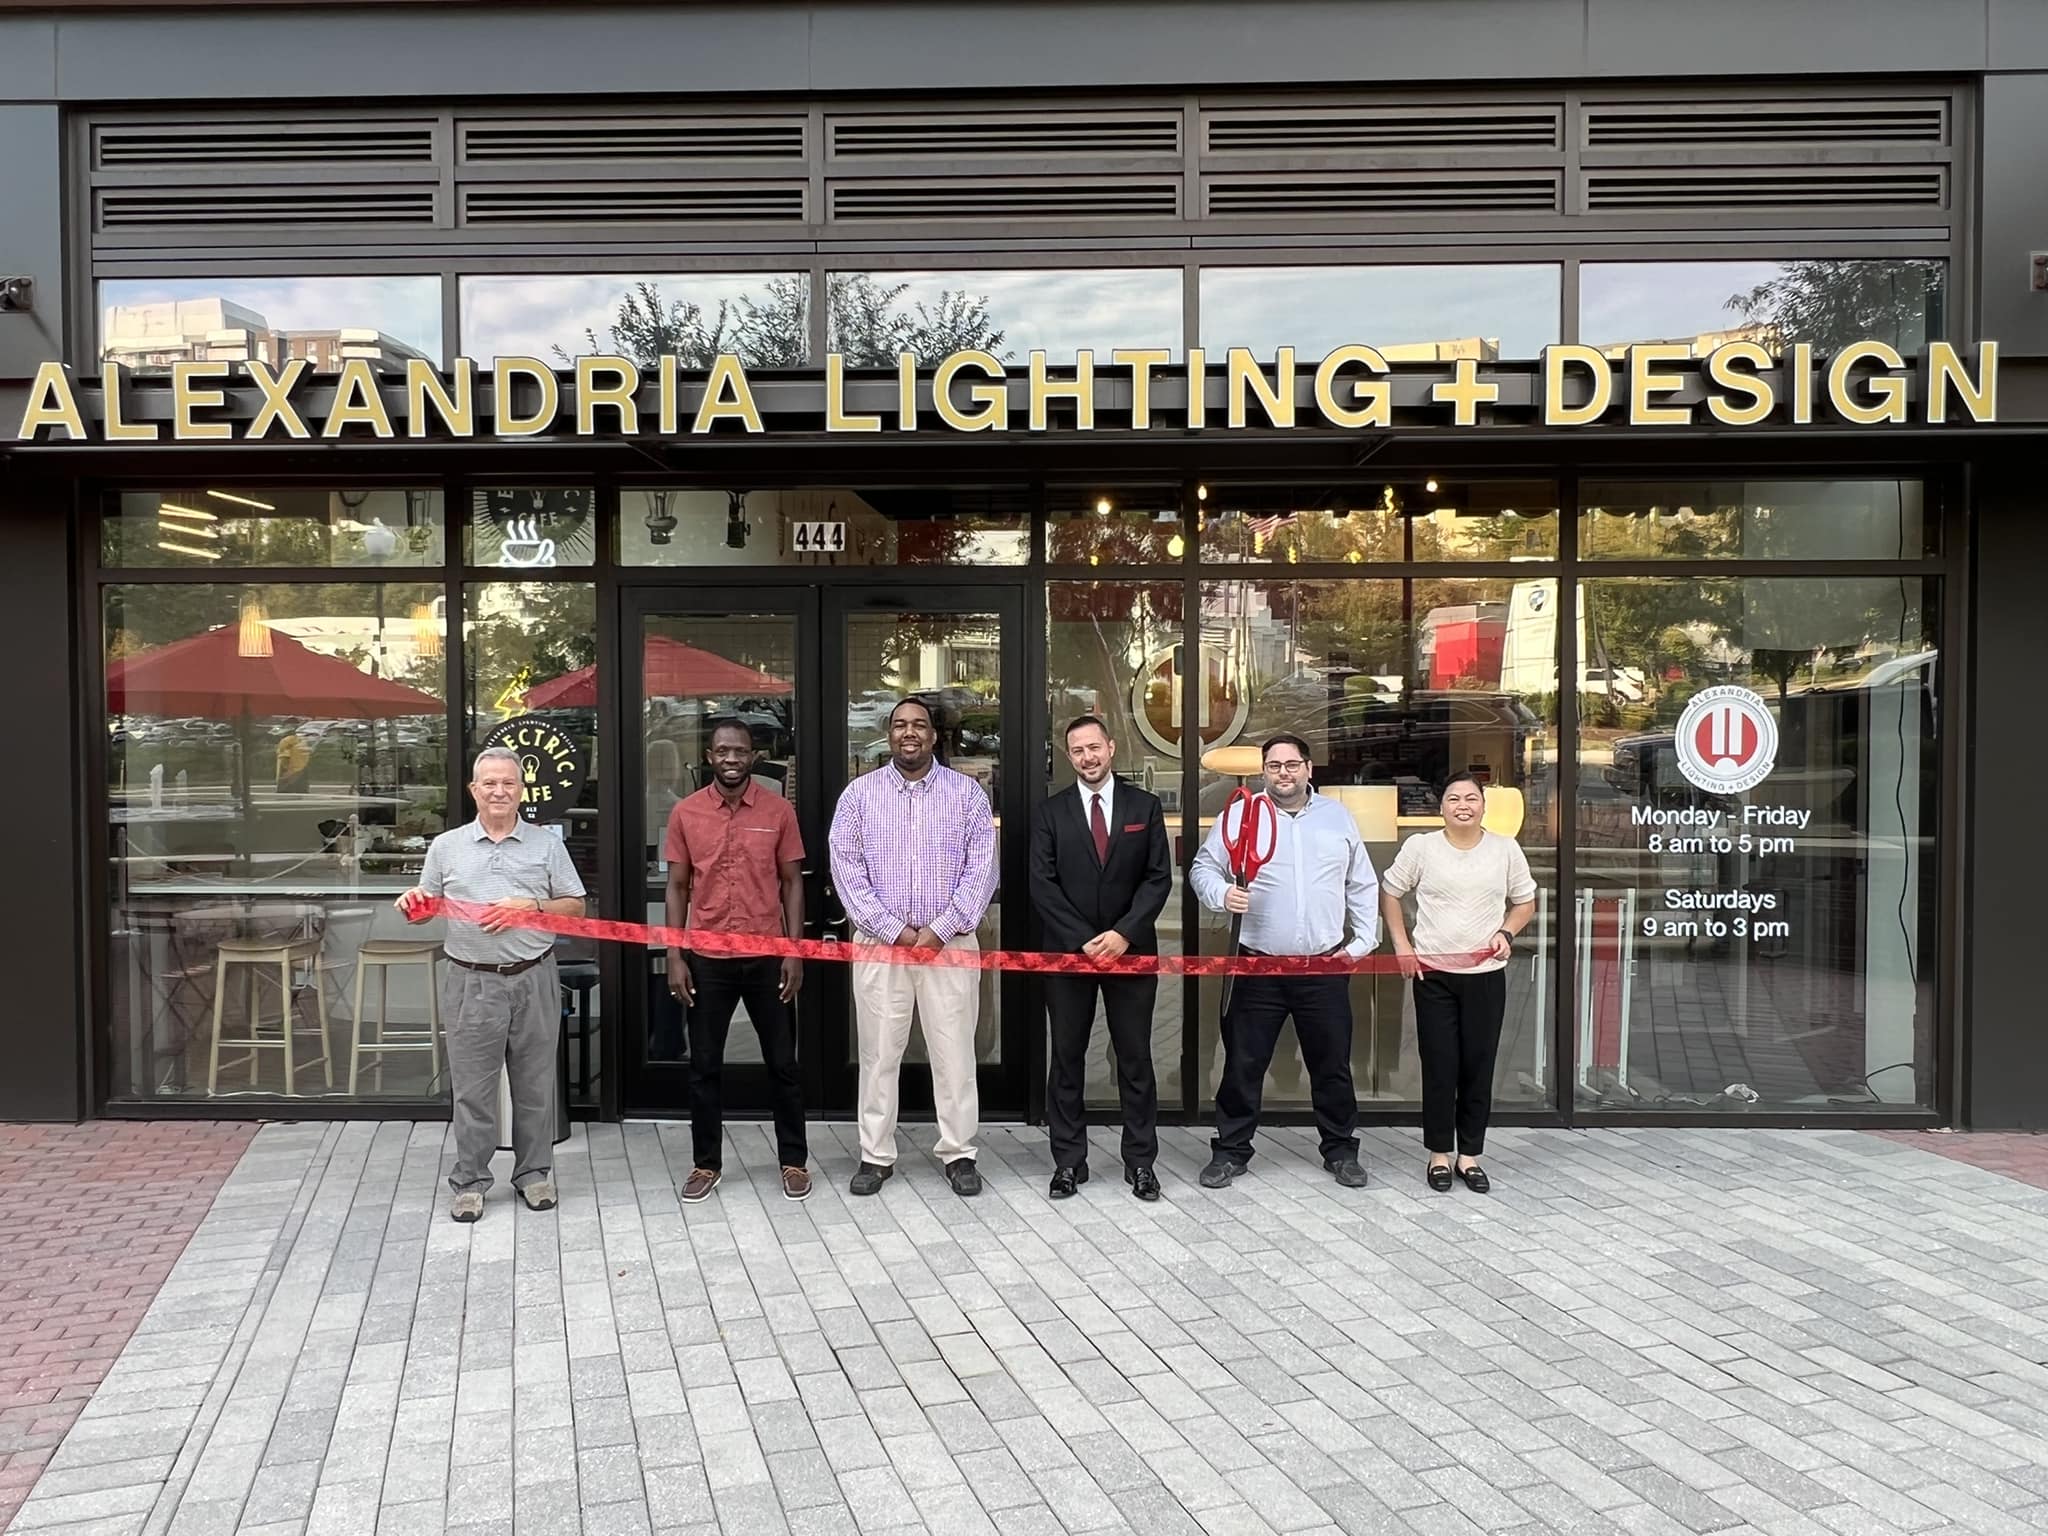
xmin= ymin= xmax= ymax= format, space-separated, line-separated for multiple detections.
xmin=663 ymin=782 xmax=804 ymax=935
xmin=418 ymin=818 xmax=587 ymax=964
xmin=1380 ymin=829 xmax=1536 ymax=973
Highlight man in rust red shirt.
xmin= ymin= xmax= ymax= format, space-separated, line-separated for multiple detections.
xmin=664 ymin=720 xmax=809 ymax=1201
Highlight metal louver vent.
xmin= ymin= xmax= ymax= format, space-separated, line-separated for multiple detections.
xmin=461 ymin=182 xmax=806 ymax=225
xmin=461 ymin=118 xmax=805 ymax=162
xmin=1584 ymin=167 xmax=1946 ymax=210
xmin=832 ymin=112 xmax=1180 ymax=158
xmin=1208 ymin=172 xmax=1558 ymax=215
xmin=1208 ymin=107 xmax=1560 ymax=152
xmin=1585 ymin=100 xmax=1947 ymax=146
xmin=831 ymin=180 xmax=1179 ymax=221
xmin=94 ymin=122 xmax=436 ymax=166
xmin=97 ymin=187 xmax=437 ymax=228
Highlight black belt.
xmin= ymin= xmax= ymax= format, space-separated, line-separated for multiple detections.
xmin=447 ymin=953 xmax=549 ymax=976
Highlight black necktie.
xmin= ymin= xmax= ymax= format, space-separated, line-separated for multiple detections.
xmin=1090 ymin=793 xmax=1109 ymax=863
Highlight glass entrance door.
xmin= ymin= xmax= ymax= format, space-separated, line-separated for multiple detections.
xmin=619 ymin=584 xmax=1027 ymax=1123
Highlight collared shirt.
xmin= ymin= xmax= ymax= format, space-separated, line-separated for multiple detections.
xmin=1190 ymin=789 xmax=1380 ymax=957
xmin=828 ymin=760 xmax=998 ymax=942
xmin=418 ymin=817 xmax=586 ymax=963
xmin=1079 ymin=775 xmax=1114 ymax=837
xmin=663 ymin=781 xmax=804 ymax=936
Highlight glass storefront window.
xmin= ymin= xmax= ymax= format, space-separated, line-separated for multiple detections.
xmin=460 ymin=272 xmax=809 ymax=367
xmin=1046 ymin=485 xmax=1184 ymax=566
xmin=467 ymin=487 xmax=597 ymax=568
xmin=1191 ymin=578 xmax=1559 ymax=1109
xmin=1199 ymin=264 xmax=1561 ymax=362
xmin=465 ymin=580 xmax=602 ymax=1106
xmin=106 ymin=488 xmax=445 ymax=569
xmin=1200 ymin=481 xmax=1559 ymax=564
xmin=1046 ymin=581 xmax=1188 ymax=1105
xmin=1576 ymin=578 xmax=1938 ymax=1110
xmin=826 ymin=269 xmax=1182 ymax=365
xmin=105 ymin=581 xmax=448 ymax=1102
xmin=619 ymin=486 xmax=1029 ymax=567
xmin=1579 ymin=260 xmax=1946 ymax=355
xmin=1581 ymin=480 xmax=1931 ymax=561
xmin=99 ymin=277 xmax=443 ymax=373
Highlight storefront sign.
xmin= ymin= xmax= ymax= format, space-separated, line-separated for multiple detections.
xmin=10 ymin=340 xmax=2000 ymax=442
xmin=481 ymin=713 xmax=585 ymax=823
xmin=1674 ymin=686 xmax=1779 ymax=794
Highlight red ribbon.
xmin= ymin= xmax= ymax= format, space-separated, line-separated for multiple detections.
xmin=409 ymin=897 xmax=1491 ymax=976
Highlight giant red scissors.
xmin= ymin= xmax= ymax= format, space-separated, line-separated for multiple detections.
xmin=1218 ymin=786 xmax=1277 ymax=1012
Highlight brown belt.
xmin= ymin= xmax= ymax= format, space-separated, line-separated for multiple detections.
xmin=446 ymin=953 xmax=549 ymax=976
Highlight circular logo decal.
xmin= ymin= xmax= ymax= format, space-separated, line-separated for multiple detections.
xmin=1526 ymin=585 xmax=1547 ymax=613
xmin=482 ymin=714 xmax=587 ymax=822
xmin=1673 ymin=685 xmax=1778 ymax=794
xmin=1130 ymin=644 xmax=1248 ymax=759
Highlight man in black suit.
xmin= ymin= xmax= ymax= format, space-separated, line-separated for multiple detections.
xmin=1030 ymin=715 xmax=1174 ymax=1202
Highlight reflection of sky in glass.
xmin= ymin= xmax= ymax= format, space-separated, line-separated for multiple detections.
xmin=99 ymin=277 xmax=443 ymax=362
xmin=1579 ymin=262 xmax=1797 ymax=349
xmin=461 ymin=273 xmax=801 ymax=360
xmin=829 ymin=269 xmax=1182 ymax=362
xmin=1200 ymin=265 xmax=1559 ymax=359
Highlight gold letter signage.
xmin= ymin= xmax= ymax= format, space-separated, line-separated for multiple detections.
xmin=12 ymin=341 xmax=2003 ymax=442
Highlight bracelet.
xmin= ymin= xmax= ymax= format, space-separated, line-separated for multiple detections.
xmin=1496 ymin=928 xmax=1515 ymax=945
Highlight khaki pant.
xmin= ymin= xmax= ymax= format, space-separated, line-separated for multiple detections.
xmin=851 ymin=931 xmax=981 ymax=1165
xmin=442 ymin=955 xmax=558 ymax=1194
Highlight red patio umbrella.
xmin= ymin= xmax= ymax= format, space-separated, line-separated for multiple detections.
xmin=524 ymin=633 xmax=792 ymax=709
xmin=107 ymin=625 xmax=445 ymax=719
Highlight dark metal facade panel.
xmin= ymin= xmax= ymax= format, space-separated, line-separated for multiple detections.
xmin=1582 ymin=0 xmax=1992 ymax=76
xmin=69 ymin=82 xmax=1972 ymax=267
xmin=1977 ymin=74 xmax=2048 ymax=357
xmin=0 ymin=105 xmax=64 ymax=378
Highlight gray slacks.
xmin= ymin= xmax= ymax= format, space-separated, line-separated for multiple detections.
xmin=442 ymin=955 xmax=559 ymax=1194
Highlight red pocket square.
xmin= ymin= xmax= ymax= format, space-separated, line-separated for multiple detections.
xmin=1121 ymin=823 xmax=1146 ymax=833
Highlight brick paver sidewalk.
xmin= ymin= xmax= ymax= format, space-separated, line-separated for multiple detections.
xmin=0 ymin=1120 xmax=253 ymax=1532
xmin=1871 ymin=1129 xmax=2048 ymax=1190
xmin=10 ymin=1119 xmax=2048 ymax=1536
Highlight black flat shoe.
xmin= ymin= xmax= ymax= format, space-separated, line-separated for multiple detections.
xmin=1456 ymin=1163 xmax=1490 ymax=1194
xmin=946 ymin=1158 xmax=982 ymax=1197
xmin=1427 ymin=1162 xmax=1454 ymax=1192
xmin=848 ymin=1161 xmax=893 ymax=1197
xmin=1126 ymin=1165 xmax=1161 ymax=1202
xmin=1049 ymin=1165 xmax=1088 ymax=1199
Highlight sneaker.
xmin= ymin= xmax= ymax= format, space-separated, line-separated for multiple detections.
xmin=848 ymin=1161 xmax=893 ymax=1197
xmin=680 ymin=1168 xmax=721 ymax=1203
xmin=449 ymin=1190 xmax=484 ymax=1223
xmin=781 ymin=1166 xmax=812 ymax=1202
xmin=1325 ymin=1156 xmax=1368 ymax=1189
xmin=519 ymin=1179 xmax=558 ymax=1211
xmin=1198 ymin=1155 xmax=1247 ymax=1189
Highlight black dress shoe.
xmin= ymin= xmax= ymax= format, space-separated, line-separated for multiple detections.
xmin=1427 ymin=1161 xmax=1454 ymax=1192
xmin=1126 ymin=1165 xmax=1161 ymax=1202
xmin=1456 ymin=1162 xmax=1490 ymax=1194
xmin=1325 ymin=1156 xmax=1368 ymax=1188
xmin=945 ymin=1158 xmax=982 ymax=1197
xmin=1049 ymin=1165 xmax=1088 ymax=1199
xmin=848 ymin=1161 xmax=893 ymax=1197
xmin=1199 ymin=1155 xmax=1247 ymax=1189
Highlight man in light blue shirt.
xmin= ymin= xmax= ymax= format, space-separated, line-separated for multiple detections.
xmin=1191 ymin=733 xmax=1380 ymax=1188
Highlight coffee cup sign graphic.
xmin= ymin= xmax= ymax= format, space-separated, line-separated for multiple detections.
xmin=482 ymin=714 xmax=587 ymax=822
xmin=1673 ymin=685 xmax=1778 ymax=794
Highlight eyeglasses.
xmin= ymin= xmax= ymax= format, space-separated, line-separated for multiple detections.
xmin=1263 ymin=759 xmax=1308 ymax=772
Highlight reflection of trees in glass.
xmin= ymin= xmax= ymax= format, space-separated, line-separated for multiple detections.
xmin=553 ymin=278 xmax=810 ymax=368
xmin=827 ymin=276 xmax=1008 ymax=365
xmin=1728 ymin=260 xmax=1944 ymax=353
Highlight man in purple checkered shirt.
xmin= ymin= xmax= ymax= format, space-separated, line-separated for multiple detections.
xmin=828 ymin=697 xmax=998 ymax=1199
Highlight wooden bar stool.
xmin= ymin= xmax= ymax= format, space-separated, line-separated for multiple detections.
xmin=349 ymin=939 xmax=445 ymax=1093
xmin=206 ymin=932 xmax=332 ymax=1095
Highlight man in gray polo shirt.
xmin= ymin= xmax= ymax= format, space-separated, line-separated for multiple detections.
xmin=398 ymin=746 xmax=588 ymax=1222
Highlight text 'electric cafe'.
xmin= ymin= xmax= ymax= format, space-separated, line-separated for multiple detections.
xmin=2 ymin=0 xmax=2045 ymax=1135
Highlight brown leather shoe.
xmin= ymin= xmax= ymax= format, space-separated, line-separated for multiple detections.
xmin=680 ymin=1167 xmax=720 ymax=1203
xmin=781 ymin=1166 xmax=812 ymax=1201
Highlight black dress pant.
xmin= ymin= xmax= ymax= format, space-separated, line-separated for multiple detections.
xmin=1212 ymin=973 xmax=1358 ymax=1166
xmin=1045 ymin=974 xmax=1159 ymax=1171
xmin=688 ymin=956 xmax=807 ymax=1171
xmin=1415 ymin=968 xmax=1507 ymax=1156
